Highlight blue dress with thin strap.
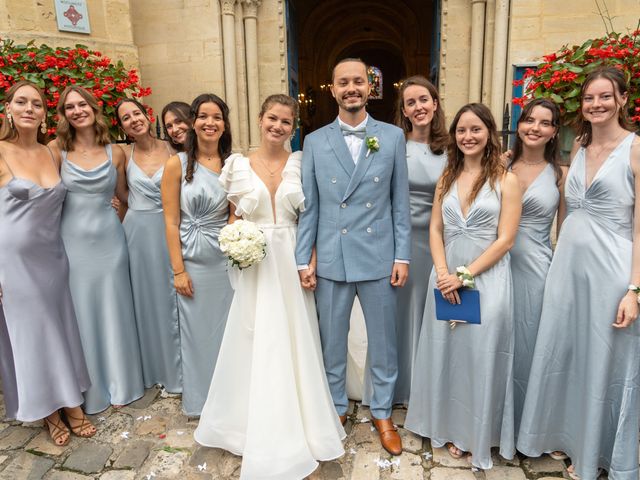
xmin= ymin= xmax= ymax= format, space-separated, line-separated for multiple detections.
xmin=60 ymin=145 xmax=145 ymax=413
xmin=123 ymin=144 xmax=181 ymax=393
xmin=0 ymin=164 xmax=90 ymax=422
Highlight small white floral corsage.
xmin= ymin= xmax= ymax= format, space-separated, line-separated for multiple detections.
xmin=456 ymin=265 xmax=475 ymax=289
xmin=628 ymin=284 xmax=640 ymax=303
xmin=365 ymin=136 xmax=380 ymax=158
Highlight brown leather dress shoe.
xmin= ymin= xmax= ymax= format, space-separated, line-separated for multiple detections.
xmin=372 ymin=417 xmax=402 ymax=455
xmin=339 ymin=414 xmax=347 ymax=426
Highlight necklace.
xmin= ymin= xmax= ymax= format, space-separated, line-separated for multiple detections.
xmin=520 ymin=158 xmax=545 ymax=166
xmin=588 ymin=130 xmax=628 ymax=161
xmin=257 ymin=156 xmax=285 ymax=177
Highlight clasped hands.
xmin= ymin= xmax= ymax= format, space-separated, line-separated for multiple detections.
xmin=436 ymin=270 xmax=463 ymax=305
xmin=298 ymin=262 xmax=409 ymax=291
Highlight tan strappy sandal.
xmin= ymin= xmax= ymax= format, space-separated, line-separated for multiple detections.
xmin=43 ymin=413 xmax=70 ymax=446
xmin=64 ymin=410 xmax=97 ymax=438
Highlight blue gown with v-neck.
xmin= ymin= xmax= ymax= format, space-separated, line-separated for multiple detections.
xmin=123 ymin=145 xmax=181 ymax=393
xmin=508 ymin=163 xmax=559 ymax=432
xmin=518 ymin=133 xmax=640 ymax=480
xmin=175 ymin=152 xmax=233 ymax=416
xmin=405 ymin=180 xmax=515 ymax=470
xmin=0 ymin=173 xmax=90 ymax=422
xmin=61 ymin=145 xmax=144 ymax=413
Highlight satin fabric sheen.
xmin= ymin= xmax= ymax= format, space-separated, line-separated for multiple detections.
xmin=517 ymin=133 xmax=640 ymax=480
xmin=195 ymin=153 xmax=345 ymax=480
xmin=509 ymin=163 xmax=559 ymax=431
xmin=176 ymin=153 xmax=233 ymax=416
xmin=60 ymin=146 xmax=144 ymax=413
xmin=406 ymin=181 xmax=515 ymax=469
xmin=123 ymin=146 xmax=182 ymax=393
xmin=0 ymin=177 xmax=90 ymax=421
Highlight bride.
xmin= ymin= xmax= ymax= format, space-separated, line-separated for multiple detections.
xmin=194 ymin=94 xmax=345 ymax=479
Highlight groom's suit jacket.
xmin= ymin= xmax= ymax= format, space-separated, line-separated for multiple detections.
xmin=295 ymin=116 xmax=411 ymax=283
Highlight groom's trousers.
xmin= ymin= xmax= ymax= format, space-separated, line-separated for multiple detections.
xmin=315 ymin=276 xmax=398 ymax=419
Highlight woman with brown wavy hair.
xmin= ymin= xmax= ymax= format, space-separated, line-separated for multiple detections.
xmin=405 ymin=103 xmax=521 ymax=469
xmin=52 ymin=86 xmax=144 ymax=414
xmin=162 ymin=101 xmax=191 ymax=151
xmin=0 ymin=80 xmax=95 ymax=445
xmin=161 ymin=93 xmax=233 ymax=416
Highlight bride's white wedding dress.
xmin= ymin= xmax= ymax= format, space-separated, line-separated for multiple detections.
xmin=194 ymin=152 xmax=345 ymax=480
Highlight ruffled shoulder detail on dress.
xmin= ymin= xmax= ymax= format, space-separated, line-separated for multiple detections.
xmin=280 ymin=151 xmax=306 ymax=214
xmin=219 ymin=153 xmax=258 ymax=217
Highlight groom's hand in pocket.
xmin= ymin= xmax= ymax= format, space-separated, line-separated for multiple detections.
xmin=390 ymin=262 xmax=409 ymax=287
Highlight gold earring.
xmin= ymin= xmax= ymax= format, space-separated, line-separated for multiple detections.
xmin=41 ymin=120 xmax=47 ymax=134
xmin=7 ymin=113 xmax=13 ymax=129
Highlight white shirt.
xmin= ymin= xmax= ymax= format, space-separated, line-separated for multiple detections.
xmin=338 ymin=115 xmax=368 ymax=164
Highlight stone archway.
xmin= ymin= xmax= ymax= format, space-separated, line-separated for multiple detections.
xmin=290 ymin=0 xmax=437 ymax=136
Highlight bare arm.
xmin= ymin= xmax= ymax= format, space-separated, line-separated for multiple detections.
xmin=556 ymin=165 xmax=568 ymax=235
xmin=161 ymin=154 xmax=193 ymax=297
xmin=111 ymin=144 xmax=129 ymax=204
xmin=615 ymin=135 xmax=640 ymax=328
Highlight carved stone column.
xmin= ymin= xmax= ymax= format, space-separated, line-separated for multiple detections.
xmin=243 ymin=0 xmax=261 ymax=150
xmin=221 ymin=0 xmax=241 ymax=149
xmin=468 ymin=0 xmax=486 ymax=103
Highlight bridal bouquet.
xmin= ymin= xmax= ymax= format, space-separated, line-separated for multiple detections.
xmin=219 ymin=220 xmax=267 ymax=269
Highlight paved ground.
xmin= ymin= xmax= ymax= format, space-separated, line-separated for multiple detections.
xmin=0 ymin=387 xmax=591 ymax=479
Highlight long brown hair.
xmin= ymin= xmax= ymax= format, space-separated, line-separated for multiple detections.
xmin=395 ymin=75 xmax=448 ymax=155
xmin=576 ymin=66 xmax=633 ymax=147
xmin=439 ymin=103 xmax=504 ymax=202
xmin=512 ymin=98 xmax=563 ymax=185
xmin=185 ymin=93 xmax=232 ymax=183
xmin=0 ymin=80 xmax=48 ymax=144
xmin=55 ymin=86 xmax=111 ymax=151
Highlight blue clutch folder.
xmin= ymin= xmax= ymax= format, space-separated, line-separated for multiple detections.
xmin=434 ymin=288 xmax=481 ymax=325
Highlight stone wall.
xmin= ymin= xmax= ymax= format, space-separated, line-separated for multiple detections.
xmin=0 ymin=0 xmax=138 ymax=70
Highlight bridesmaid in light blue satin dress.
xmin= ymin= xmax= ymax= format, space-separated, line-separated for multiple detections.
xmin=0 ymin=81 xmax=95 ymax=446
xmin=518 ymin=68 xmax=640 ymax=480
xmin=117 ymin=98 xmax=182 ymax=394
xmin=507 ymin=98 xmax=566 ymax=432
xmin=161 ymin=94 xmax=233 ymax=416
xmin=55 ymin=86 xmax=144 ymax=413
xmin=405 ymin=104 xmax=522 ymax=470
xmin=393 ymin=77 xmax=447 ymax=404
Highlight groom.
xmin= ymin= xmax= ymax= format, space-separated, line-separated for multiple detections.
xmin=295 ymin=58 xmax=411 ymax=455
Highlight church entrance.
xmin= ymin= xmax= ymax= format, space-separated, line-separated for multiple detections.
xmin=286 ymin=0 xmax=440 ymax=140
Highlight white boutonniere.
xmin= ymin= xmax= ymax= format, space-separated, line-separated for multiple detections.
xmin=365 ymin=136 xmax=379 ymax=158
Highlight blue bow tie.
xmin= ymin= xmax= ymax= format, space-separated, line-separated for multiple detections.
xmin=341 ymin=126 xmax=366 ymax=139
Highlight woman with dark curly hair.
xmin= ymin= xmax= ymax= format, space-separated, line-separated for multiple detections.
xmin=52 ymin=86 xmax=144 ymax=414
xmin=405 ymin=103 xmax=521 ymax=469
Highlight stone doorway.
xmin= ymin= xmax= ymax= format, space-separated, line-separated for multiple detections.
xmin=288 ymin=0 xmax=439 ymax=139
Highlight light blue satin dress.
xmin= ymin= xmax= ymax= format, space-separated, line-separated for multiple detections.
xmin=508 ymin=163 xmax=559 ymax=431
xmin=405 ymin=181 xmax=515 ymax=470
xmin=123 ymin=145 xmax=181 ymax=393
xmin=0 ymin=172 xmax=90 ymax=422
xmin=61 ymin=146 xmax=144 ymax=413
xmin=177 ymin=153 xmax=233 ymax=416
xmin=518 ymin=133 xmax=640 ymax=480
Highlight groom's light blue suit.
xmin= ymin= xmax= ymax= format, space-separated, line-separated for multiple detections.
xmin=295 ymin=115 xmax=411 ymax=419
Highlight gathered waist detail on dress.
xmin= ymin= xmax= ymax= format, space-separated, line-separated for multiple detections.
xmin=257 ymin=223 xmax=296 ymax=230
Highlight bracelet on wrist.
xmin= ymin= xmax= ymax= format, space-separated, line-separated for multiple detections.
xmin=627 ymin=284 xmax=640 ymax=303
xmin=174 ymin=270 xmax=185 ymax=276
xmin=456 ymin=266 xmax=475 ymax=289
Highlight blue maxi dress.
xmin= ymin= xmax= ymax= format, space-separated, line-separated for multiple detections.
xmin=61 ymin=145 xmax=144 ymax=413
